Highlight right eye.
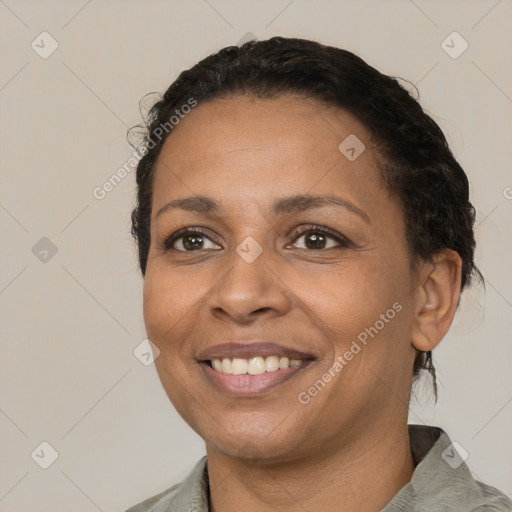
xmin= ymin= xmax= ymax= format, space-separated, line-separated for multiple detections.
xmin=163 ymin=227 xmax=222 ymax=252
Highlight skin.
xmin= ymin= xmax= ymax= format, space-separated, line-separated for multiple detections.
xmin=142 ymin=94 xmax=462 ymax=511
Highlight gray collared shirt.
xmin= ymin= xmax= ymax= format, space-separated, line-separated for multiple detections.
xmin=125 ymin=425 xmax=512 ymax=511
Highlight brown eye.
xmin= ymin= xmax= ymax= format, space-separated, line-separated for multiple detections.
xmin=288 ymin=225 xmax=350 ymax=251
xmin=164 ymin=228 xmax=221 ymax=252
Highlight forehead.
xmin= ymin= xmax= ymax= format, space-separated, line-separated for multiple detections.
xmin=151 ymin=94 xmax=389 ymax=220
xmin=156 ymin=94 xmax=370 ymax=164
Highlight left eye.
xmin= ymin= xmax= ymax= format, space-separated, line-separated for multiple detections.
xmin=288 ymin=227 xmax=348 ymax=250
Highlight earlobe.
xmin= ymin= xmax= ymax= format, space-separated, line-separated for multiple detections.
xmin=411 ymin=249 xmax=462 ymax=353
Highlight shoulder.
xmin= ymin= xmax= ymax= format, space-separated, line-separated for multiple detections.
xmin=385 ymin=425 xmax=512 ymax=511
xmin=469 ymin=480 xmax=512 ymax=511
xmin=124 ymin=482 xmax=181 ymax=512
xmin=124 ymin=456 xmax=209 ymax=512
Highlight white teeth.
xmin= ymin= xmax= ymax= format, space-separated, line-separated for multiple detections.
xmin=279 ymin=357 xmax=289 ymax=369
xmin=265 ymin=355 xmax=279 ymax=372
xmin=210 ymin=355 xmax=304 ymax=375
xmin=248 ymin=356 xmax=266 ymax=375
xmin=231 ymin=358 xmax=248 ymax=375
xmin=221 ymin=358 xmax=232 ymax=374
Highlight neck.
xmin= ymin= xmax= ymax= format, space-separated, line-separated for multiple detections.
xmin=206 ymin=422 xmax=415 ymax=512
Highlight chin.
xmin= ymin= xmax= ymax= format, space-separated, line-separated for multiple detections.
xmin=210 ymin=435 xmax=299 ymax=463
xmin=200 ymin=413 xmax=308 ymax=462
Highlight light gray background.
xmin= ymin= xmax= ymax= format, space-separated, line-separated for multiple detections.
xmin=0 ymin=1 xmax=511 ymax=510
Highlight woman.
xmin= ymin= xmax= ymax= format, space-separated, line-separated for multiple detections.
xmin=125 ymin=37 xmax=511 ymax=511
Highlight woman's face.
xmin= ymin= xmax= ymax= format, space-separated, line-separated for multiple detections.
xmin=143 ymin=94 xmax=420 ymax=461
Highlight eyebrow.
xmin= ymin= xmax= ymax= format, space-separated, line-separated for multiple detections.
xmin=156 ymin=194 xmax=371 ymax=223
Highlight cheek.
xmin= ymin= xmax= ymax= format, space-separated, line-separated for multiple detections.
xmin=142 ymin=266 xmax=189 ymax=347
xmin=142 ymin=269 xmax=200 ymax=408
xmin=142 ymin=262 xmax=215 ymax=362
xmin=296 ymin=254 xmax=414 ymax=390
xmin=297 ymin=256 xmax=405 ymax=332
xmin=142 ymin=272 xmax=166 ymax=339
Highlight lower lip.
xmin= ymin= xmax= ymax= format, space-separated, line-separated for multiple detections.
xmin=200 ymin=362 xmax=310 ymax=395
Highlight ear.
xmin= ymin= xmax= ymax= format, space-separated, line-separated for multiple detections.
xmin=411 ymin=249 xmax=462 ymax=352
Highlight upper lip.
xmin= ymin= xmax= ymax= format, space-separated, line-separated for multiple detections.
xmin=197 ymin=341 xmax=315 ymax=361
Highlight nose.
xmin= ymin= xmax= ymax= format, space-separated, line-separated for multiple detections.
xmin=206 ymin=247 xmax=291 ymax=324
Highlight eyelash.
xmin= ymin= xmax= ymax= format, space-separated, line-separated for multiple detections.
xmin=162 ymin=224 xmax=350 ymax=252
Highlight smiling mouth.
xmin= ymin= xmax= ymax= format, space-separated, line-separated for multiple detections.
xmin=197 ymin=341 xmax=315 ymax=394
xmin=199 ymin=355 xmax=314 ymax=395
xmin=208 ymin=355 xmax=303 ymax=375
